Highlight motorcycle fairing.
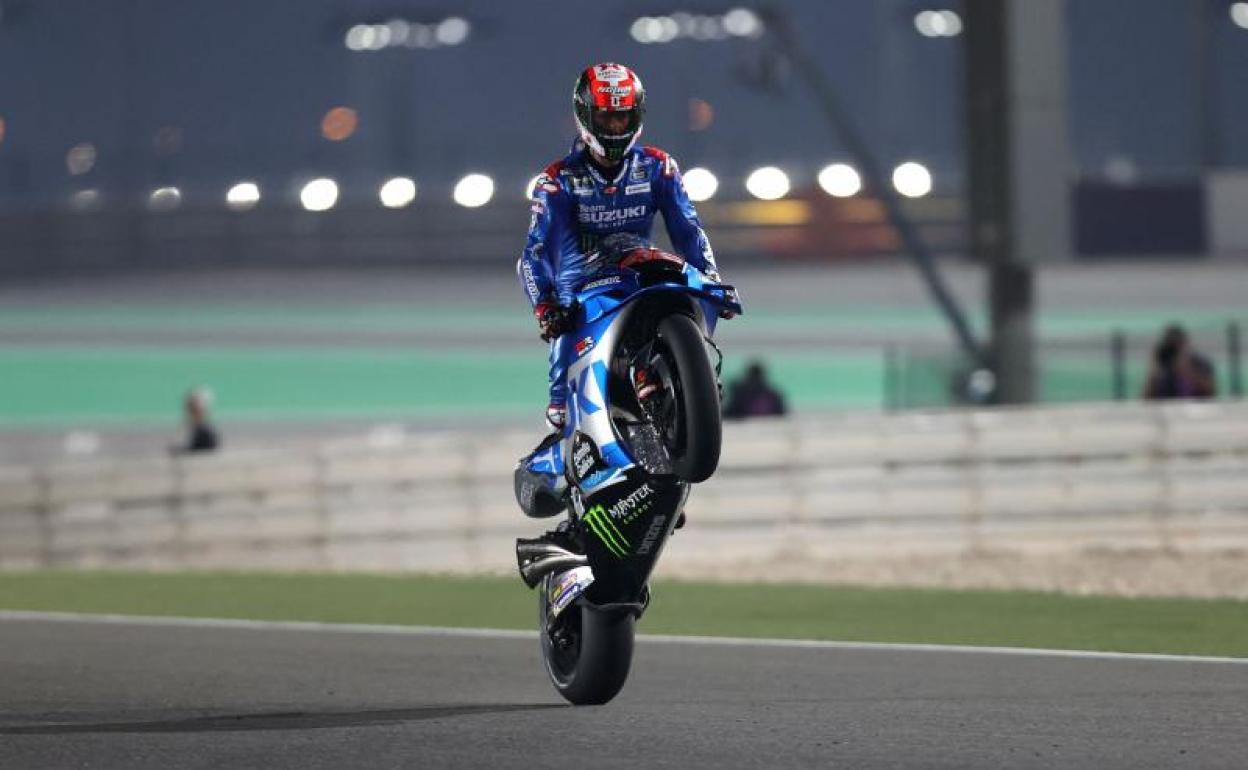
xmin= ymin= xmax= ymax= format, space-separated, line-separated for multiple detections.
xmin=521 ymin=262 xmax=730 ymax=602
xmin=578 ymin=265 xmax=741 ymax=337
xmin=573 ymin=469 xmax=689 ymax=606
xmin=525 ymin=264 xmax=739 ymax=486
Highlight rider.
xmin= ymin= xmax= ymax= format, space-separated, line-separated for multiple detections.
xmin=517 ymin=63 xmax=732 ymax=458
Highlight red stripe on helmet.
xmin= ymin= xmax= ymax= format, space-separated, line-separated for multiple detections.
xmin=588 ymin=63 xmax=638 ymax=110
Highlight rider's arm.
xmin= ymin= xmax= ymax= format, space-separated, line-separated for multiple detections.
xmin=518 ymin=170 xmax=579 ymax=309
xmin=652 ymin=150 xmax=720 ymax=279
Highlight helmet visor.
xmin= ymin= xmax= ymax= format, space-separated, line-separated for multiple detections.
xmin=591 ymin=108 xmax=641 ymax=138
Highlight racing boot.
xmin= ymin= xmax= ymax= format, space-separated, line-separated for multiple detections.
xmin=515 ymin=429 xmax=568 ymax=519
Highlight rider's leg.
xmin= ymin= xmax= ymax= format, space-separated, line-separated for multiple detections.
xmin=545 ymin=333 xmax=573 ymax=430
xmin=515 ymin=336 xmax=574 ymax=519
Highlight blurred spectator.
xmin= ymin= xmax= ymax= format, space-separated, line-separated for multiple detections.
xmin=174 ymin=387 xmax=220 ymax=453
xmin=724 ymin=360 xmax=787 ymax=419
xmin=1142 ymin=324 xmax=1216 ymax=400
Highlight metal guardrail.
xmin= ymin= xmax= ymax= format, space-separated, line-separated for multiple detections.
xmin=0 ymin=401 xmax=1246 ymax=572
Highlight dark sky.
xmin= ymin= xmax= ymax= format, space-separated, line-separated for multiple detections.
xmin=0 ymin=0 xmax=1244 ymax=208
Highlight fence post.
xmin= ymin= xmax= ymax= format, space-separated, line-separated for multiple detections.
xmin=883 ymin=346 xmax=898 ymax=411
xmin=1111 ymin=329 xmax=1127 ymax=401
xmin=314 ymin=450 xmax=332 ymax=570
xmin=35 ymin=468 xmax=53 ymax=568
xmin=1229 ymin=321 xmax=1243 ymax=398
xmin=963 ymin=412 xmax=985 ymax=553
xmin=171 ymin=457 xmax=188 ymax=565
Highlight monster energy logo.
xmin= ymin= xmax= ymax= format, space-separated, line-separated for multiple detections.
xmin=582 ymin=504 xmax=630 ymax=558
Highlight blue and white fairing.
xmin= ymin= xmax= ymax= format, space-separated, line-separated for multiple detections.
xmin=527 ymin=263 xmax=735 ymax=498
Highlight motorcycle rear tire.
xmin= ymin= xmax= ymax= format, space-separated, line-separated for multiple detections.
xmin=540 ymin=583 xmax=635 ymax=705
xmin=657 ymin=313 xmax=722 ymax=483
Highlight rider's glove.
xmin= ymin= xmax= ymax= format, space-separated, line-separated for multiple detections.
xmin=705 ymin=272 xmax=739 ymax=320
xmin=708 ymin=273 xmax=733 ymax=318
xmin=534 ymin=301 xmax=574 ymax=342
xmin=718 ymin=287 xmax=740 ymax=320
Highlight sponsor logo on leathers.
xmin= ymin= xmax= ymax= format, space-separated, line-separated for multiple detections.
xmin=569 ymin=175 xmax=594 ymax=196
xmin=521 ymin=261 xmax=540 ymax=302
xmin=582 ymin=275 xmax=622 ymax=291
xmin=578 ymin=205 xmax=647 ymax=225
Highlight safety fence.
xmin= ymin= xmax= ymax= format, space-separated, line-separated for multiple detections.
xmin=885 ymin=319 xmax=1246 ymax=409
xmin=0 ymin=401 xmax=1246 ymax=573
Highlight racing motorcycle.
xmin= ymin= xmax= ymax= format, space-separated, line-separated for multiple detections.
xmin=513 ymin=236 xmax=742 ymax=705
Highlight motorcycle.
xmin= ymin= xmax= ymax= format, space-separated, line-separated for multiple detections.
xmin=513 ymin=237 xmax=742 ymax=705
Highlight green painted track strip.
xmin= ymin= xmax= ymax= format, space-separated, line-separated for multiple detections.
xmin=2 ymin=303 xmax=1241 ymax=425
xmin=0 ymin=346 xmax=882 ymax=425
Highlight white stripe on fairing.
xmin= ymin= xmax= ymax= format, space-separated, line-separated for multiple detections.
xmin=1 ymin=610 xmax=1244 ymax=665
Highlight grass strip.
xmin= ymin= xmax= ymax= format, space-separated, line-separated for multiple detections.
xmin=0 ymin=571 xmax=1244 ymax=658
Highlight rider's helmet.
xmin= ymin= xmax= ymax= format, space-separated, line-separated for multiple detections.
xmin=573 ymin=63 xmax=646 ymax=164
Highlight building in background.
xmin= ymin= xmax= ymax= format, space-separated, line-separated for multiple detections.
xmin=1 ymin=0 xmax=1247 ymax=271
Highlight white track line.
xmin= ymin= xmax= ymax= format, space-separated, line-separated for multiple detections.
xmin=1 ymin=609 xmax=1244 ymax=665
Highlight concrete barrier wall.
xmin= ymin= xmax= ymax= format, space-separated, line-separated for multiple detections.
xmin=1 ymin=401 xmax=1246 ymax=573
xmin=1208 ymin=171 xmax=1248 ymax=258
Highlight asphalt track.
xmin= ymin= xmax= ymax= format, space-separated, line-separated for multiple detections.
xmin=2 ymin=614 xmax=1246 ymax=769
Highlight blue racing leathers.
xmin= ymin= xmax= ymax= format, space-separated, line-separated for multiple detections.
xmin=517 ymin=143 xmax=721 ymax=409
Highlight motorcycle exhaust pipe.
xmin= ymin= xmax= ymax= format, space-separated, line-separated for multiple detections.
xmin=516 ymin=538 xmax=589 ymax=589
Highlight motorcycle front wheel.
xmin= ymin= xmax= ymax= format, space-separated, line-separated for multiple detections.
xmin=539 ymin=574 xmax=635 ymax=705
xmin=655 ymin=313 xmax=722 ymax=483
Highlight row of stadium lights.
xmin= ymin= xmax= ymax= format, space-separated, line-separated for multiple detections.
xmin=630 ymin=9 xmax=764 ymax=43
xmin=343 ymin=16 xmax=471 ymax=51
xmin=910 ymin=6 xmax=1248 ymax=40
xmin=68 ymin=161 xmax=934 ymax=213
xmin=343 ymin=5 xmax=1248 ymax=52
xmin=629 ymin=8 xmax=965 ymax=43
xmin=633 ymin=5 xmax=1248 ymax=41
xmin=44 ymin=3 xmax=1248 ymax=213
xmin=344 ymin=5 xmax=1248 ymax=53
xmin=339 ymin=4 xmax=1248 ymax=52
xmin=730 ymin=162 xmax=933 ymax=200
